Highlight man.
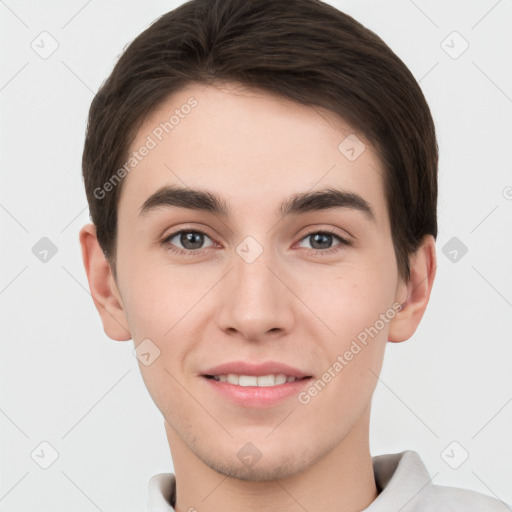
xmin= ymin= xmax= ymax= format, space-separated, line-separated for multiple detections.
xmin=79 ymin=0 xmax=509 ymax=510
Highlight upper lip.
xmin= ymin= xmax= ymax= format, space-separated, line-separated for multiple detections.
xmin=202 ymin=361 xmax=311 ymax=379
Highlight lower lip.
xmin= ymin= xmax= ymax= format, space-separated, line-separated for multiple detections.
xmin=202 ymin=376 xmax=313 ymax=408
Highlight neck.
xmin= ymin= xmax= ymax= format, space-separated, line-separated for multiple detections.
xmin=165 ymin=405 xmax=378 ymax=512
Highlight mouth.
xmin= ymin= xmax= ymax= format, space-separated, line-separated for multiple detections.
xmin=201 ymin=372 xmax=313 ymax=408
xmin=203 ymin=374 xmax=312 ymax=387
xmin=200 ymin=361 xmax=313 ymax=407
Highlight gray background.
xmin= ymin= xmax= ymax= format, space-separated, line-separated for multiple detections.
xmin=1 ymin=0 xmax=511 ymax=510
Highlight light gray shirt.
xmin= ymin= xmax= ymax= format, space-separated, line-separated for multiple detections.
xmin=146 ymin=450 xmax=510 ymax=511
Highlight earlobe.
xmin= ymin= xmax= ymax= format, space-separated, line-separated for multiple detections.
xmin=388 ymin=235 xmax=437 ymax=343
xmin=79 ymin=223 xmax=132 ymax=341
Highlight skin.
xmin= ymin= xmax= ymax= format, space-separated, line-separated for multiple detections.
xmin=80 ymin=82 xmax=436 ymax=512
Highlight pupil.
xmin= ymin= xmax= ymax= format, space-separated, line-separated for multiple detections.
xmin=311 ymin=233 xmax=332 ymax=250
xmin=177 ymin=232 xmax=333 ymax=251
xmin=181 ymin=232 xmax=203 ymax=250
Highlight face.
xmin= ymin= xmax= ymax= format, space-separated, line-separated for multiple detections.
xmin=109 ymin=82 xmax=409 ymax=480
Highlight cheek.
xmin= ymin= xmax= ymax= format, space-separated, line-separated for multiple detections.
xmin=120 ymin=277 xmax=165 ymax=341
xmin=121 ymin=267 xmax=198 ymax=411
xmin=295 ymin=259 xmax=397 ymax=343
xmin=118 ymin=260 xmax=202 ymax=340
xmin=296 ymin=271 xmax=392 ymax=421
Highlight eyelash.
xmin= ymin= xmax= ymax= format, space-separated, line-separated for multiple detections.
xmin=161 ymin=228 xmax=352 ymax=257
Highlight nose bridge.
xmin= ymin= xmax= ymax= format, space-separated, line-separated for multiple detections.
xmin=217 ymin=237 xmax=294 ymax=340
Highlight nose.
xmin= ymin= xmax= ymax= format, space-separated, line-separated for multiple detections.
xmin=216 ymin=245 xmax=296 ymax=342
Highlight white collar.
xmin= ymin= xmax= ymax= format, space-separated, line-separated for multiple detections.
xmin=146 ymin=450 xmax=431 ymax=512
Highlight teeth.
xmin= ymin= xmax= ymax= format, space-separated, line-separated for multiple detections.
xmin=212 ymin=373 xmax=297 ymax=386
xmin=256 ymin=375 xmax=275 ymax=387
xmin=227 ymin=374 xmax=239 ymax=385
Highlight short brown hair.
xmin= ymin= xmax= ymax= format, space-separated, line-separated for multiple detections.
xmin=82 ymin=0 xmax=438 ymax=282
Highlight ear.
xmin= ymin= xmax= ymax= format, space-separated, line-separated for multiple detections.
xmin=79 ymin=223 xmax=131 ymax=341
xmin=388 ymin=235 xmax=437 ymax=343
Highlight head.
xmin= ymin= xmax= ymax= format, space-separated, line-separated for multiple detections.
xmin=80 ymin=0 xmax=437 ymax=481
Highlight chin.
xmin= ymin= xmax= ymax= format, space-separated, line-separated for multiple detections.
xmin=201 ymin=444 xmax=320 ymax=482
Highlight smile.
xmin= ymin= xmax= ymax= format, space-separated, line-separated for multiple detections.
xmin=205 ymin=374 xmax=306 ymax=386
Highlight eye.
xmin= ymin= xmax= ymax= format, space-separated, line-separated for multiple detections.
xmin=162 ymin=229 xmax=215 ymax=255
xmin=297 ymin=230 xmax=351 ymax=254
xmin=161 ymin=227 xmax=351 ymax=257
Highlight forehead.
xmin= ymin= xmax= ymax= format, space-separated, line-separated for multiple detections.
xmin=118 ymin=82 xmax=389 ymax=230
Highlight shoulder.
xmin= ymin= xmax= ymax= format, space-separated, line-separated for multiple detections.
xmin=425 ymin=483 xmax=509 ymax=511
xmin=147 ymin=473 xmax=176 ymax=511
xmin=368 ymin=450 xmax=510 ymax=512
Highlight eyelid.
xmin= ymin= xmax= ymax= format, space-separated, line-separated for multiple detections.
xmin=161 ymin=224 xmax=353 ymax=255
xmin=161 ymin=225 xmax=217 ymax=248
xmin=296 ymin=225 xmax=353 ymax=245
xmin=160 ymin=223 xmax=216 ymax=241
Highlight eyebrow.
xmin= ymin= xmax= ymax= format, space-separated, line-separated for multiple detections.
xmin=139 ymin=185 xmax=375 ymax=222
